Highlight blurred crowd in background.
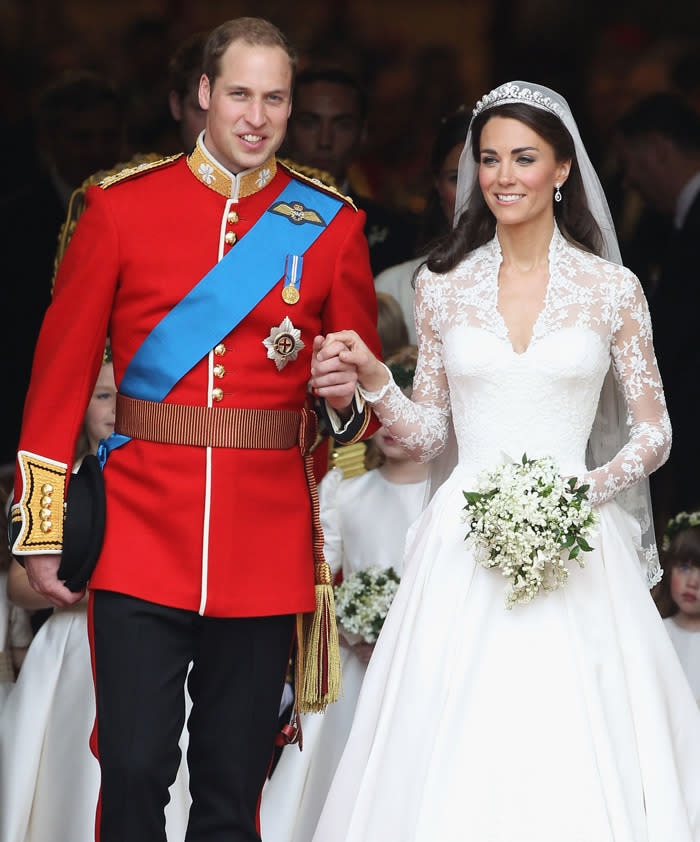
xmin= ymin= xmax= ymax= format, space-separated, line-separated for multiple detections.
xmin=0 ymin=0 xmax=699 ymax=518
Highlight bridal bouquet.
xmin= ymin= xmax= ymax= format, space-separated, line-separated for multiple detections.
xmin=334 ymin=567 xmax=401 ymax=643
xmin=462 ymin=454 xmax=598 ymax=609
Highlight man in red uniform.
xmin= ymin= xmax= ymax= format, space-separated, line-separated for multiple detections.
xmin=11 ymin=18 xmax=379 ymax=842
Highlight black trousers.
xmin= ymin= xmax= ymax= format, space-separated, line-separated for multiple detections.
xmin=90 ymin=591 xmax=295 ymax=842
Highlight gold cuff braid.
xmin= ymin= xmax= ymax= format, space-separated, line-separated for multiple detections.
xmin=13 ymin=451 xmax=68 ymax=553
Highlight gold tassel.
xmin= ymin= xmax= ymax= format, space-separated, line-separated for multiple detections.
xmin=296 ymin=561 xmax=343 ymax=713
xmin=295 ymin=408 xmax=343 ymax=714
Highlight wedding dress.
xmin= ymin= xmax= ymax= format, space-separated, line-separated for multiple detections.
xmin=312 ymin=227 xmax=700 ymax=842
xmin=261 ymin=468 xmax=427 ymax=842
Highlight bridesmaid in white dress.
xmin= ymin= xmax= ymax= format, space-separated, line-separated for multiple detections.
xmin=0 ymin=479 xmax=32 ymax=710
xmin=0 ymin=568 xmax=32 ymax=711
xmin=655 ymin=513 xmax=700 ymax=704
xmin=261 ymin=346 xmax=428 ymax=842
xmin=309 ymin=82 xmax=700 ymax=842
xmin=0 ymin=359 xmax=190 ymax=842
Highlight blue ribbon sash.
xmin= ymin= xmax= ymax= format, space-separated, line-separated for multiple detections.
xmin=99 ymin=177 xmax=343 ymax=464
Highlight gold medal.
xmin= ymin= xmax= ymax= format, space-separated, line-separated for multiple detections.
xmin=281 ymin=254 xmax=303 ymax=306
xmin=281 ymin=285 xmax=300 ymax=305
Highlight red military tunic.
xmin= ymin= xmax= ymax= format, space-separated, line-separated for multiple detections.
xmin=12 ymin=138 xmax=380 ymax=618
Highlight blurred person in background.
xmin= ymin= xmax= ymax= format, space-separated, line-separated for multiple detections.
xmin=284 ymin=66 xmax=418 ymax=275
xmin=616 ymin=92 xmax=700 ymax=533
xmin=0 ymin=71 xmax=125 ymax=470
xmin=167 ymin=32 xmax=208 ymax=153
xmin=374 ymin=108 xmax=469 ymax=343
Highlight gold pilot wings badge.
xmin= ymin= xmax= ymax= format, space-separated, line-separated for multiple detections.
xmin=269 ymin=200 xmax=327 ymax=227
xmin=263 ymin=316 xmax=306 ymax=370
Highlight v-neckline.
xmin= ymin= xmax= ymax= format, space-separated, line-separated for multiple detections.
xmin=491 ymin=230 xmax=557 ymax=356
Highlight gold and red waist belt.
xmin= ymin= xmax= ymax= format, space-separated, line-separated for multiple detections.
xmin=115 ymin=393 xmax=316 ymax=452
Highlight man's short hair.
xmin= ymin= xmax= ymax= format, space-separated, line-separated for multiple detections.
xmin=617 ymin=92 xmax=700 ymax=152
xmin=202 ymin=17 xmax=297 ymax=87
xmin=169 ymin=32 xmax=207 ymax=103
xmin=293 ymin=68 xmax=368 ymax=122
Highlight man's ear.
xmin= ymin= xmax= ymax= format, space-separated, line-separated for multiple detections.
xmin=198 ymin=73 xmax=211 ymax=111
xmin=360 ymin=120 xmax=369 ymax=148
xmin=652 ymin=133 xmax=675 ymax=165
xmin=168 ymin=90 xmax=183 ymax=122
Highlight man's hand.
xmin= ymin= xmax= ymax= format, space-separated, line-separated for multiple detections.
xmin=314 ymin=331 xmax=388 ymax=394
xmin=23 ymin=554 xmax=85 ymax=607
xmin=310 ymin=335 xmax=359 ymax=412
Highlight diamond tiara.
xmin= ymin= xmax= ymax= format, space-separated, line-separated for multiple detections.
xmin=472 ymin=83 xmax=566 ymax=120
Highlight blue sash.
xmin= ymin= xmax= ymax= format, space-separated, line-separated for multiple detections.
xmin=99 ymin=178 xmax=343 ymax=463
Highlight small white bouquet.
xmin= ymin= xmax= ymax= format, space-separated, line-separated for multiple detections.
xmin=334 ymin=567 xmax=401 ymax=643
xmin=462 ymin=454 xmax=598 ymax=609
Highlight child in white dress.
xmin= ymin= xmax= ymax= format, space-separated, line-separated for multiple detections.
xmin=1 ymin=472 xmax=32 ymax=709
xmin=0 ymin=357 xmax=190 ymax=842
xmin=260 ymin=347 xmax=428 ymax=842
xmin=655 ymin=512 xmax=700 ymax=704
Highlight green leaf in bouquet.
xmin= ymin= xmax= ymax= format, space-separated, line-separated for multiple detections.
xmin=564 ymin=533 xmax=576 ymax=548
xmin=569 ymin=544 xmax=580 ymax=559
xmin=576 ymin=484 xmax=590 ymax=494
xmin=463 ymin=491 xmax=482 ymax=505
xmin=578 ymin=537 xmax=593 ymax=553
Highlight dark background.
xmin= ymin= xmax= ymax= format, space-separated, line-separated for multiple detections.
xmin=2 ymin=0 xmax=699 ymax=210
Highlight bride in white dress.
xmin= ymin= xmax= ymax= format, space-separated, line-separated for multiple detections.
xmin=309 ymin=81 xmax=700 ymax=842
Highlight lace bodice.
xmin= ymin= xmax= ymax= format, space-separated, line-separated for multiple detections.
xmin=363 ymin=228 xmax=671 ymax=508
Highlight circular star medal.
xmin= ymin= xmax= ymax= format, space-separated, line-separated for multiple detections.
xmin=282 ymin=285 xmax=300 ymax=305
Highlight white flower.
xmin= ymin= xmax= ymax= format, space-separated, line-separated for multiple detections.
xmin=663 ymin=510 xmax=700 ymax=551
xmin=462 ymin=454 xmax=598 ymax=609
xmin=198 ymin=163 xmax=216 ymax=184
xmin=334 ymin=567 xmax=400 ymax=643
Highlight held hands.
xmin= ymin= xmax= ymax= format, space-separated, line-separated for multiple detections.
xmin=310 ymin=331 xmax=388 ymax=408
xmin=23 ymin=554 xmax=85 ymax=608
xmin=310 ymin=335 xmax=358 ymax=411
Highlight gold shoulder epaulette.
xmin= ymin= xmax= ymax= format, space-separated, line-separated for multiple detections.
xmin=51 ymin=152 xmax=173 ymax=291
xmin=278 ymin=158 xmax=357 ymax=211
xmin=99 ymin=153 xmax=183 ymax=189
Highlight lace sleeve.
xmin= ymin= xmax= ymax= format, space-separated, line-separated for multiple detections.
xmin=583 ymin=274 xmax=672 ymax=506
xmin=359 ymin=271 xmax=451 ymax=462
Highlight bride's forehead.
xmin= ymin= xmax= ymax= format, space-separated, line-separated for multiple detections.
xmin=479 ymin=115 xmax=545 ymax=146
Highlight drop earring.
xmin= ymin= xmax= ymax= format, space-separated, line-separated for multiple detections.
xmin=554 ymin=183 xmax=562 ymax=203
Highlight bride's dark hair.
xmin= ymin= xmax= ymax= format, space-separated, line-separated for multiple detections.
xmin=426 ymin=103 xmax=603 ymax=274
